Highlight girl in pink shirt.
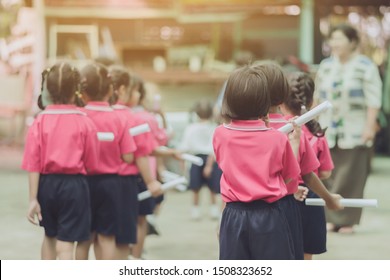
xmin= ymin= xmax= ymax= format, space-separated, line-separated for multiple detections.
xmin=213 ymin=64 xmax=301 ymax=260
xmin=283 ymin=72 xmax=335 ymax=260
xmin=22 ymin=62 xmax=99 ymax=259
xmin=109 ymin=66 xmax=165 ymax=259
xmin=256 ymin=63 xmax=342 ymax=259
xmin=125 ymin=73 xmax=182 ymax=259
xmin=75 ymin=63 xmax=137 ymax=260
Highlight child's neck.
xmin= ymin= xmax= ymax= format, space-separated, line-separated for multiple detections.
xmin=268 ymin=106 xmax=280 ymax=114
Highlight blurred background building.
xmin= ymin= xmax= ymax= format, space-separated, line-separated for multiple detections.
xmin=1 ymin=0 xmax=390 ymax=151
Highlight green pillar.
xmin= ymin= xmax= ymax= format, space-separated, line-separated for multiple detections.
xmin=299 ymin=0 xmax=314 ymax=64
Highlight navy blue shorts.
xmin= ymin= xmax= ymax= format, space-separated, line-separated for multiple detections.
xmin=154 ymin=194 xmax=164 ymax=205
xmin=279 ymin=194 xmax=304 ymax=260
xmin=189 ymin=154 xmax=222 ymax=193
xmin=136 ymin=175 xmax=155 ymax=216
xmin=87 ymin=174 xmax=121 ymax=237
xmin=299 ymin=190 xmax=327 ymax=254
xmin=116 ymin=175 xmax=139 ymax=244
xmin=38 ymin=174 xmax=91 ymax=242
xmin=219 ymin=199 xmax=294 ymax=260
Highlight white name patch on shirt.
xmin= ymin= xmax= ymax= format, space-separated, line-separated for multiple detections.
xmin=97 ymin=132 xmax=115 ymax=141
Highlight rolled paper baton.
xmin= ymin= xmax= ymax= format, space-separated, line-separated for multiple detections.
xmin=278 ymin=101 xmax=333 ymax=134
xmin=138 ymin=176 xmax=187 ymax=201
xmin=129 ymin=123 xmax=151 ymax=136
xmin=305 ymin=198 xmax=378 ymax=208
xmin=180 ymin=153 xmax=204 ymax=166
xmin=160 ymin=170 xmax=181 ymax=182
xmin=158 ymin=146 xmax=203 ymax=166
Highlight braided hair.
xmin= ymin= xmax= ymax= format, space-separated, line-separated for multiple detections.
xmin=286 ymin=72 xmax=327 ymax=137
xmin=38 ymin=62 xmax=81 ymax=109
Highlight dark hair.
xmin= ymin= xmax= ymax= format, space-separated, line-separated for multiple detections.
xmin=221 ymin=65 xmax=270 ymax=120
xmin=329 ymin=23 xmax=360 ymax=44
xmin=132 ymin=74 xmax=146 ymax=103
xmin=286 ymin=72 xmax=327 ymax=137
xmin=80 ymin=63 xmax=112 ymax=101
xmin=192 ymin=99 xmax=213 ymax=120
xmin=40 ymin=62 xmax=81 ymax=105
xmin=253 ymin=62 xmax=290 ymax=106
xmin=109 ymin=65 xmax=131 ymax=104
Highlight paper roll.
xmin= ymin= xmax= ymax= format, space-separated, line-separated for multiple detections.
xmin=180 ymin=153 xmax=204 ymax=166
xmin=138 ymin=176 xmax=187 ymax=201
xmin=278 ymin=101 xmax=333 ymax=134
xmin=160 ymin=170 xmax=181 ymax=182
xmin=129 ymin=123 xmax=150 ymax=136
xmin=305 ymin=198 xmax=378 ymax=208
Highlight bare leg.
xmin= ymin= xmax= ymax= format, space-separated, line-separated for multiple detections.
xmin=193 ymin=190 xmax=200 ymax=206
xmin=132 ymin=216 xmax=147 ymax=259
xmin=191 ymin=190 xmax=201 ymax=219
xmin=41 ymin=235 xmax=56 ymax=260
xmin=304 ymin=253 xmax=313 ymax=260
xmin=97 ymin=234 xmax=117 ymax=260
xmin=56 ymin=240 xmax=75 ymax=260
xmin=75 ymin=232 xmax=95 ymax=260
xmin=117 ymin=244 xmax=131 ymax=260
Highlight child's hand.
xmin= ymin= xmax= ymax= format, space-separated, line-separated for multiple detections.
xmin=27 ymin=199 xmax=42 ymax=225
xmin=147 ymin=180 xmax=163 ymax=197
xmin=288 ymin=120 xmax=301 ymax=142
xmin=172 ymin=150 xmax=184 ymax=161
xmin=203 ymin=165 xmax=212 ymax=178
xmin=294 ymin=186 xmax=308 ymax=201
xmin=325 ymin=193 xmax=344 ymax=211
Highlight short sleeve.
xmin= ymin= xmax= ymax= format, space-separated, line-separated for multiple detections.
xmin=21 ymin=120 xmax=41 ymax=172
xmin=83 ymin=119 xmax=100 ymax=172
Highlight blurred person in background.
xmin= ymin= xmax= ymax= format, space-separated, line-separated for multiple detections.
xmin=314 ymin=23 xmax=382 ymax=234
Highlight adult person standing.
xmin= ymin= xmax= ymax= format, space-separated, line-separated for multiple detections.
xmin=314 ymin=23 xmax=382 ymax=234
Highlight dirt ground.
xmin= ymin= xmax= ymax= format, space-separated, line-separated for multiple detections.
xmin=1 ymin=145 xmax=389 ymax=260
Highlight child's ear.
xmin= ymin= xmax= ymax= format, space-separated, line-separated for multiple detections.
xmin=118 ymin=85 xmax=126 ymax=97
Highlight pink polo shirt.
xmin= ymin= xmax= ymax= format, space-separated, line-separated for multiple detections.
xmin=132 ymin=106 xmax=168 ymax=179
xmin=132 ymin=106 xmax=168 ymax=146
xmin=302 ymin=125 xmax=334 ymax=176
xmin=213 ymin=119 xmax=301 ymax=203
xmin=81 ymin=101 xmax=136 ymax=174
xmin=113 ymin=103 xmax=158 ymax=175
xmin=269 ymin=113 xmax=320 ymax=187
xmin=22 ymin=104 xmax=99 ymax=175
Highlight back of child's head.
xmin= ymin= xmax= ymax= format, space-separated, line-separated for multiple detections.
xmin=253 ymin=62 xmax=290 ymax=107
xmin=131 ymin=74 xmax=145 ymax=105
xmin=192 ymin=99 xmax=213 ymax=120
xmin=221 ymin=65 xmax=270 ymax=120
xmin=109 ymin=65 xmax=131 ymax=104
xmin=40 ymin=62 xmax=81 ymax=107
xmin=110 ymin=65 xmax=131 ymax=89
xmin=287 ymin=72 xmax=326 ymax=137
xmin=80 ymin=63 xmax=112 ymax=101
